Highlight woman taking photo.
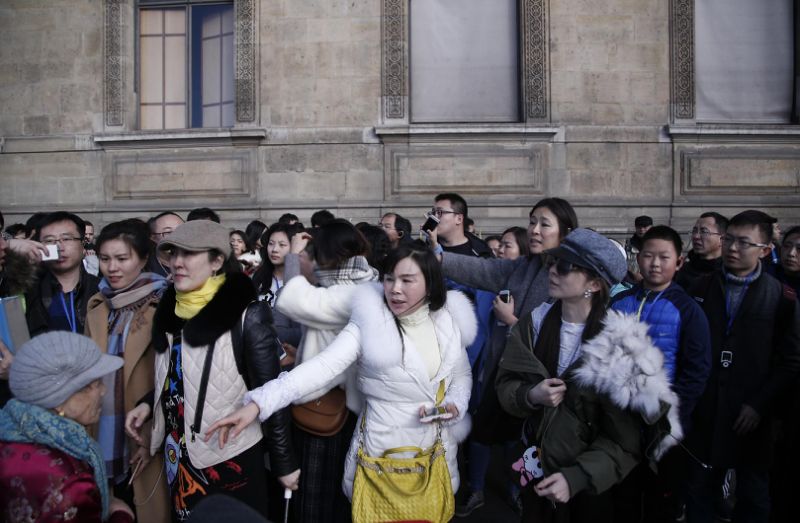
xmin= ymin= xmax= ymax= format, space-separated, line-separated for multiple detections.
xmin=206 ymin=243 xmax=475 ymax=521
xmin=85 ymin=219 xmax=170 ymax=522
xmin=495 ymin=229 xmax=681 ymax=522
xmin=229 ymin=229 xmax=259 ymax=276
xmin=1 ymin=332 xmax=134 ymax=522
xmin=124 ymin=220 xmax=298 ymax=521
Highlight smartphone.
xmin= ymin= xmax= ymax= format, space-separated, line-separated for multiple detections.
xmin=421 ymin=214 xmax=440 ymax=234
xmin=42 ymin=244 xmax=59 ymax=261
xmin=420 ymin=406 xmax=454 ymax=423
xmin=499 ymin=290 xmax=511 ymax=303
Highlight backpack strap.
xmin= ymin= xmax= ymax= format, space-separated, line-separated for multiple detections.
xmin=190 ymin=339 xmax=218 ymax=442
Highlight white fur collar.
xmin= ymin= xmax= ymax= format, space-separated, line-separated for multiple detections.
xmin=348 ymin=283 xmax=477 ymax=378
xmin=572 ymin=310 xmax=683 ymax=461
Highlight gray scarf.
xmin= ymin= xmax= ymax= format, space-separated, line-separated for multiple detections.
xmin=314 ymin=255 xmax=379 ymax=288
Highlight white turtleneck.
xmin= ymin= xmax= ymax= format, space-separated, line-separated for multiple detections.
xmin=398 ymin=303 xmax=441 ymax=379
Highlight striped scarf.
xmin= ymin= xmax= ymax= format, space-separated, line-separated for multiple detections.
xmin=314 ymin=255 xmax=379 ymax=288
xmin=97 ymin=272 xmax=167 ymax=484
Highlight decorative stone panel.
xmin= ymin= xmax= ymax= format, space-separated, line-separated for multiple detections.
xmin=235 ymin=0 xmax=256 ymax=122
xmin=670 ymin=0 xmax=694 ymax=121
xmin=104 ymin=0 xmax=124 ymax=127
xmin=678 ymin=148 xmax=800 ymax=196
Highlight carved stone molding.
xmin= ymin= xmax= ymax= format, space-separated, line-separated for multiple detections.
xmin=235 ymin=0 xmax=256 ymax=122
xmin=522 ymin=0 xmax=548 ymax=121
xmin=670 ymin=0 xmax=694 ymax=120
xmin=383 ymin=0 xmax=406 ymax=120
xmin=104 ymin=0 xmax=124 ymax=127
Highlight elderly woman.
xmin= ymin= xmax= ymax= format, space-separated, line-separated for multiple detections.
xmin=124 ymin=220 xmax=298 ymax=522
xmin=85 ymin=219 xmax=170 ymax=522
xmin=0 ymin=331 xmax=134 ymax=522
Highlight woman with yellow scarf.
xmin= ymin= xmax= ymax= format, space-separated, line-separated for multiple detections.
xmin=123 ymin=220 xmax=299 ymax=522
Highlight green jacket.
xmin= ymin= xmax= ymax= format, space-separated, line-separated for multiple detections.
xmin=496 ymin=308 xmax=680 ymax=497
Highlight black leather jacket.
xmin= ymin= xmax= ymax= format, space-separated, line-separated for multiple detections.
xmin=152 ymin=272 xmax=298 ymax=477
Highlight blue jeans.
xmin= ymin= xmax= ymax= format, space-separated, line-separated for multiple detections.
xmin=685 ymin=462 xmax=770 ymax=523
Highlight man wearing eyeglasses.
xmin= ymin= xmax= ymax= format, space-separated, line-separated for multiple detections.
xmin=430 ymin=193 xmax=491 ymax=258
xmin=676 ymin=212 xmax=728 ymax=290
xmin=145 ymin=211 xmax=184 ymax=277
xmin=24 ymin=211 xmax=99 ymax=336
xmin=684 ymin=210 xmax=800 ymax=523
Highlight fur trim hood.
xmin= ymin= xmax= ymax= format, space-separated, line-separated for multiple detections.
xmin=572 ymin=310 xmax=683 ymax=461
xmin=0 ymin=250 xmax=36 ymax=296
xmin=152 ymin=272 xmax=256 ymax=352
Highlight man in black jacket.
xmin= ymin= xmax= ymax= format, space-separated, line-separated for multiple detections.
xmin=685 ymin=210 xmax=800 ymax=523
xmin=676 ymin=211 xmax=727 ymax=290
xmin=25 ymin=211 xmax=99 ymax=336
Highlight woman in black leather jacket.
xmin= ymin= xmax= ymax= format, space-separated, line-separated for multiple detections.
xmin=124 ymin=220 xmax=298 ymax=522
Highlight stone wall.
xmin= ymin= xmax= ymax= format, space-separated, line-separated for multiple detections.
xmin=0 ymin=0 xmax=798 ymax=240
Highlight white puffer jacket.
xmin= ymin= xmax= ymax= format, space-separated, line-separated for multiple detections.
xmin=247 ymin=283 xmax=476 ymax=497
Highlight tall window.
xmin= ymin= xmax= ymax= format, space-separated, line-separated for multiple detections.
xmin=695 ymin=0 xmax=795 ymax=123
xmin=409 ymin=0 xmax=519 ymax=123
xmin=139 ymin=2 xmax=234 ymax=130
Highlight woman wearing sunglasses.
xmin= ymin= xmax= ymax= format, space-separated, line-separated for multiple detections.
xmin=495 ymin=228 xmax=682 ymax=523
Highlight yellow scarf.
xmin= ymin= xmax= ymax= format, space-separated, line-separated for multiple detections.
xmin=175 ymin=275 xmax=226 ymax=320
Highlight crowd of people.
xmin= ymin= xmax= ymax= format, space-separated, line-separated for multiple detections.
xmin=0 ymin=194 xmax=798 ymax=523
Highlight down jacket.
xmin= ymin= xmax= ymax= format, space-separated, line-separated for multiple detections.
xmin=246 ymin=283 xmax=476 ymax=498
xmin=150 ymin=273 xmax=297 ymax=475
xmin=496 ymin=306 xmax=682 ymax=497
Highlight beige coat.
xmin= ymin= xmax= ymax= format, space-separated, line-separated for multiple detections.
xmin=86 ymin=292 xmax=171 ymax=523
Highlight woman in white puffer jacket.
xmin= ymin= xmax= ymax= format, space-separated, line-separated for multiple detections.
xmin=207 ymin=243 xmax=476 ymax=500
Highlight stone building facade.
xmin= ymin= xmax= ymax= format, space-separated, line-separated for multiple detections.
xmin=0 ymin=0 xmax=798 ymax=239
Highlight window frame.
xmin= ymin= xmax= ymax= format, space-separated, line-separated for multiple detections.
xmin=136 ymin=0 xmax=235 ymax=130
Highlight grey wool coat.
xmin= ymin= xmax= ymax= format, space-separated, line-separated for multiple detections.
xmin=441 ymin=253 xmax=551 ymax=378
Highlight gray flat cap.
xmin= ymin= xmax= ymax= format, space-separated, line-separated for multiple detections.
xmin=546 ymin=228 xmax=627 ymax=286
xmin=157 ymin=219 xmax=231 ymax=258
xmin=10 ymin=331 xmax=123 ymax=409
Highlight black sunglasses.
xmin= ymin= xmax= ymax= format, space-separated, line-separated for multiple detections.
xmin=550 ymin=257 xmax=579 ymax=276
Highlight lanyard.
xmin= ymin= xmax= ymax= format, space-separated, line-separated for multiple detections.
xmin=273 ymin=276 xmax=282 ymax=292
xmin=635 ymin=289 xmax=665 ymax=323
xmin=58 ymin=291 xmax=77 ymax=333
xmin=724 ymin=280 xmax=753 ymax=336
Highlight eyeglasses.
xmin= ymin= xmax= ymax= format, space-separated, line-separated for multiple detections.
xmin=41 ymin=235 xmax=83 ymax=246
xmin=550 ymin=258 xmax=580 ymax=276
xmin=150 ymin=230 xmax=175 ymax=240
xmin=721 ymin=235 xmax=769 ymax=250
xmin=691 ymin=227 xmax=721 ymax=238
xmin=430 ymin=208 xmax=459 ymax=218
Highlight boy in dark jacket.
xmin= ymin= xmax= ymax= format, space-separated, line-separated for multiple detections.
xmin=611 ymin=226 xmax=712 ymax=522
xmin=684 ymin=210 xmax=800 ymax=523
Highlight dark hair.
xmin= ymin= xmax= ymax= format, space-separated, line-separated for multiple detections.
xmin=244 ymin=220 xmax=267 ymax=248
xmin=187 ymin=207 xmax=221 ymax=223
xmin=783 ymin=225 xmax=800 ymax=243
xmin=356 ymin=224 xmax=392 ymax=275
xmin=634 ymin=215 xmax=654 ymax=228
xmin=313 ymin=219 xmax=368 ymax=269
xmin=502 ymin=226 xmax=531 ymax=257
xmin=229 ymin=229 xmax=253 ymax=254
xmin=699 ymin=212 xmax=729 ymax=234
xmin=465 ymin=217 xmax=474 ymax=228
xmin=0 ymin=210 xmax=3 ymax=230
xmin=25 ymin=212 xmax=47 ymax=236
xmin=5 ymin=223 xmax=28 ymax=238
xmin=35 ymin=211 xmax=86 ymax=241
xmin=311 ymin=209 xmax=335 ymax=228
xmin=641 ymin=225 xmax=683 ymax=256
xmin=207 ymin=249 xmax=241 ymax=275
xmin=384 ymin=213 xmax=412 ymax=243
xmin=96 ymin=219 xmax=151 ymax=260
xmin=252 ymin=222 xmax=301 ymax=293
xmin=148 ymin=211 xmax=183 ymax=231
xmin=535 ymin=269 xmax=609 ymax=376
xmin=383 ymin=242 xmax=447 ymax=312
xmin=728 ymin=210 xmax=777 ymax=244
xmin=278 ymin=213 xmax=299 ymax=224
xmin=485 ymin=235 xmax=501 ymax=244
xmin=435 ymin=193 xmax=468 ymax=217
xmin=530 ymin=198 xmax=578 ymax=240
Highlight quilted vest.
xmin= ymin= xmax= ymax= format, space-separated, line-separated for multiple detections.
xmin=150 ymin=329 xmax=262 ymax=469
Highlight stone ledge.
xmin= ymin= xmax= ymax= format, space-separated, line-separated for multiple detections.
xmin=93 ymin=128 xmax=268 ymax=149
xmin=668 ymin=125 xmax=800 ymax=144
xmin=374 ymin=124 xmax=562 ymax=143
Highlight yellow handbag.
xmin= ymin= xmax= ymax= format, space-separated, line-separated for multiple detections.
xmin=351 ymin=381 xmax=455 ymax=523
